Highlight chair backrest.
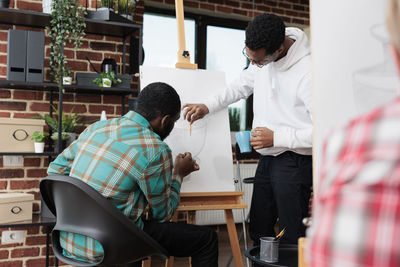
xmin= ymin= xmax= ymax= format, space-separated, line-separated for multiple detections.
xmin=40 ymin=175 xmax=168 ymax=267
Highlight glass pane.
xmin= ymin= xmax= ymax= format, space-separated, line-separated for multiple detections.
xmin=143 ymin=14 xmax=195 ymax=67
xmin=206 ymin=26 xmax=247 ymax=131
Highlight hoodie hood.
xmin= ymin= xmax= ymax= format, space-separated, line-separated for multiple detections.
xmin=274 ymin=27 xmax=310 ymax=71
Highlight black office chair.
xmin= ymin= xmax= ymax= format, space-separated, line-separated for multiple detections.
xmin=40 ymin=175 xmax=169 ymax=267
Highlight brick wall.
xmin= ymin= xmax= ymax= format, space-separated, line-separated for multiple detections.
xmin=0 ymin=0 xmax=309 ymax=265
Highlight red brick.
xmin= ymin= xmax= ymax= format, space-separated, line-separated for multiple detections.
xmin=10 ymin=180 xmax=40 ymax=190
xmin=26 ymin=226 xmax=40 ymax=235
xmin=293 ymin=4 xmax=305 ymax=11
xmin=0 ymin=101 xmax=26 ymax=111
xmin=63 ymin=104 xmax=87 ymax=113
xmin=24 ymin=158 xmax=41 ymax=167
xmin=200 ymin=3 xmax=215 ymax=11
xmin=63 ymin=49 xmax=75 ymax=59
xmin=29 ymin=102 xmax=50 ymax=112
xmin=0 ymin=32 xmax=7 ymax=41
xmin=25 ymin=258 xmax=47 ymax=267
xmin=0 ymin=24 xmax=12 ymax=31
xmin=216 ymin=5 xmax=233 ymax=13
xmin=271 ymin=7 xmax=284 ymax=14
xmin=0 ymin=89 xmax=10 ymax=98
xmin=0 ymin=250 xmax=8 ymax=259
xmin=0 ymin=43 xmax=7 ymax=53
xmin=279 ymin=2 xmax=292 ymax=9
xmin=0 ymin=181 xmax=6 ymax=189
xmin=233 ymin=8 xmax=247 ymax=16
xmin=13 ymin=91 xmax=44 ymax=100
xmin=0 ymin=260 xmax=23 ymax=267
xmin=13 ymin=113 xmax=40 ymax=119
xmin=89 ymin=63 xmax=102 ymax=72
xmin=44 ymin=92 xmax=74 ymax=102
xmin=16 ymin=0 xmax=42 ymax=11
xmin=103 ymin=95 xmax=122 ymax=104
xmin=75 ymin=94 xmax=101 ymax=103
xmin=25 ymin=236 xmax=46 ymax=246
xmin=225 ymin=0 xmax=240 ymax=7
xmin=40 ymin=246 xmax=54 ymax=256
xmin=85 ymin=34 xmax=104 ymax=40
xmin=0 ymin=157 xmax=2 ymax=167
xmin=0 ymin=112 xmax=10 ymax=117
xmin=11 ymin=247 xmax=40 ymax=258
xmin=26 ymin=169 xmax=48 ymax=178
xmin=33 ymin=202 xmax=39 ymax=213
xmin=285 ymin=10 xmax=298 ymax=17
xmin=89 ymin=105 xmax=114 ymax=114
xmin=241 ymin=3 xmax=252 ymax=9
xmin=183 ymin=0 xmax=199 ymax=8
xmin=90 ymin=41 xmax=116 ymax=52
xmin=76 ymin=51 xmax=103 ymax=61
xmin=105 ymin=36 xmax=122 ymax=42
xmin=116 ymin=44 xmax=131 ymax=53
xmin=0 ymin=169 xmax=24 ymax=178
xmin=68 ymin=60 xmax=88 ymax=72
xmin=293 ymin=18 xmax=306 ymax=25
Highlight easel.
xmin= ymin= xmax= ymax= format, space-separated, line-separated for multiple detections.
xmin=169 ymin=1 xmax=247 ymax=267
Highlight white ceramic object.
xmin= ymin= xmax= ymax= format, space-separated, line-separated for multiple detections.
xmin=62 ymin=76 xmax=72 ymax=85
xmin=102 ymin=78 xmax=112 ymax=87
xmin=42 ymin=0 xmax=52 ymax=13
xmin=34 ymin=142 xmax=45 ymax=153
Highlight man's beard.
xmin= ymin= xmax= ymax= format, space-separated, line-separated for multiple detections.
xmin=159 ymin=122 xmax=174 ymax=140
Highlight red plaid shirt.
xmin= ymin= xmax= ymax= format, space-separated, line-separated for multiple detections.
xmin=307 ymin=97 xmax=400 ymax=267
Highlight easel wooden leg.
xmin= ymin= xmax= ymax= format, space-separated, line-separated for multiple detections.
xmin=224 ymin=209 xmax=244 ymax=267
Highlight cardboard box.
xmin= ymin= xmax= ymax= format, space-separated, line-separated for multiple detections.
xmin=0 ymin=118 xmax=45 ymax=152
xmin=0 ymin=193 xmax=34 ymax=224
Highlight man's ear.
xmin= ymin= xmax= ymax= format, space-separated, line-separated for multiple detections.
xmin=160 ymin=114 xmax=170 ymax=128
xmin=389 ymin=44 xmax=400 ymax=77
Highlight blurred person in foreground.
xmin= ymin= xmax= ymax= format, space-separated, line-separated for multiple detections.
xmin=307 ymin=1 xmax=400 ymax=266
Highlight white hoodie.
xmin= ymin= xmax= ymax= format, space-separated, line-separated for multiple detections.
xmin=205 ymin=27 xmax=312 ymax=156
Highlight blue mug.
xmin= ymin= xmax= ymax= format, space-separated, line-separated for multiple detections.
xmin=236 ymin=131 xmax=252 ymax=153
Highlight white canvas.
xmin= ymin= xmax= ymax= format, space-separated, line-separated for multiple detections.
xmin=311 ymin=0 xmax=400 ymax=182
xmin=140 ymin=66 xmax=235 ymax=193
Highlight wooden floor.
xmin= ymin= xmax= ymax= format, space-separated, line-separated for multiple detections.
xmin=149 ymin=224 xmax=252 ymax=267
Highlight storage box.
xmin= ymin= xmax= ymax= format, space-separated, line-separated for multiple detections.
xmin=76 ymin=72 xmax=131 ymax=89
xmin=0 ymin=193 xmax=34 ymax=224
xmin=0 ymin=118 xmax=45 ymax=152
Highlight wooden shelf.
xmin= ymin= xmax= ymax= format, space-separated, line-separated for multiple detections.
xmin=0 ymin=7 xmax=141 ymax=37
xmin=0 ymin=80 xmax=137 ymax=95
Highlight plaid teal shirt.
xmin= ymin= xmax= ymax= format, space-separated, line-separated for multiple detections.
xmin=47 ymin=111 xmax=182 ymax=263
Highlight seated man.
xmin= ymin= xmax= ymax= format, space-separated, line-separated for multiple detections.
xmin=47 ymin=82 xmax=218 ymax=267
xmin=307 ymin=0 xmax=400 ymax=266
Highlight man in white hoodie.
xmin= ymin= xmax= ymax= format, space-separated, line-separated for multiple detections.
xmin=183 ymin=13 xmax=312 ymax=245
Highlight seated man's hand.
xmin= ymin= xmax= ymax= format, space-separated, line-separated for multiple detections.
xmin=182 ymin=104 xmax=209 ymax=124
xmin=173 ymin=152 xmax=200 ymax=178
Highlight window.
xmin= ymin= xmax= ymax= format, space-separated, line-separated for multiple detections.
xmin=143 ymin=8 xmax=250 ymax=130
xmin=143 ymin=14 xmax=195 ymax=67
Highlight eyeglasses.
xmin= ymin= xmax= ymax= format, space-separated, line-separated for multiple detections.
xmin=242 ymin=47 xmax=275 ymax=68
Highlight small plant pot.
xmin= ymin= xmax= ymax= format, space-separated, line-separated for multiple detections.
xmin=62 ymin=76 xmax=72 ymax=85
xmin=34 ymin=142 xmax=45 ymax=153
xmin=102 ymin=78 xmax=112 ymax=87
xmin=53 ymin=139 xmax=67 ymax=152
xmin=42 ymin=0 xmax=52 ymax=13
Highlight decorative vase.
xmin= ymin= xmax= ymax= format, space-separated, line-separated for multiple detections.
xmin=34 ymin=142 xmax=45 ymax=153
xmin=102 ymin=78 xmax=112 ymax=87
xmin=62 ymin=76 xmax=72 ymax=85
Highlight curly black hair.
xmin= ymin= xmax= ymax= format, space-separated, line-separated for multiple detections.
xmin=136 ymin=82 xmax=181 ymax=121
xmin=245 ymin=13 xmax=285 ymax=55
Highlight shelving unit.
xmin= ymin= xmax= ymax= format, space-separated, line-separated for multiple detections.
xmin=0 ymin=7 xmax=142 ymax=156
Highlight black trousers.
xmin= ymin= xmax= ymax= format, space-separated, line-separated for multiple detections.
xmin=126 ymin=220 xmax=218 ymax=267
xmin=249 ymin=151 xmax=312 ymax=245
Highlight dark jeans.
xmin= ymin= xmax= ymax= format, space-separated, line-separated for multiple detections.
xmin=249 ymin=151 xmax=312 ymax=245
xmin=126 ymin=220 xmax=218 ymax=267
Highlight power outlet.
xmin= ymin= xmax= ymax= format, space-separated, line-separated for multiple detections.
xmin=3 ymin=156 xmax=23 ymax=167
xmin=1 ymin=230 xmax=25 ymax=244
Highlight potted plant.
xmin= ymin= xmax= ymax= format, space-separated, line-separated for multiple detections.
xmin=99 ymin=0 xmax=115 ymax=11
xmin=93 ymin=71 xmax=122 ymax=87
xmin=62 ymin=66 xmax=72 ymax=85
xmin=117 ymin=0 xmax=134 ymax=20
xmin=31 ymin=131 xmax=49 ymax=153
xmin=228 ymin=107 xmax=241 ymax=145
xmin=36 ymin=106 xmax=84 ymax=149
xmin=47 ymin=0 xmax=86 ymax=92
